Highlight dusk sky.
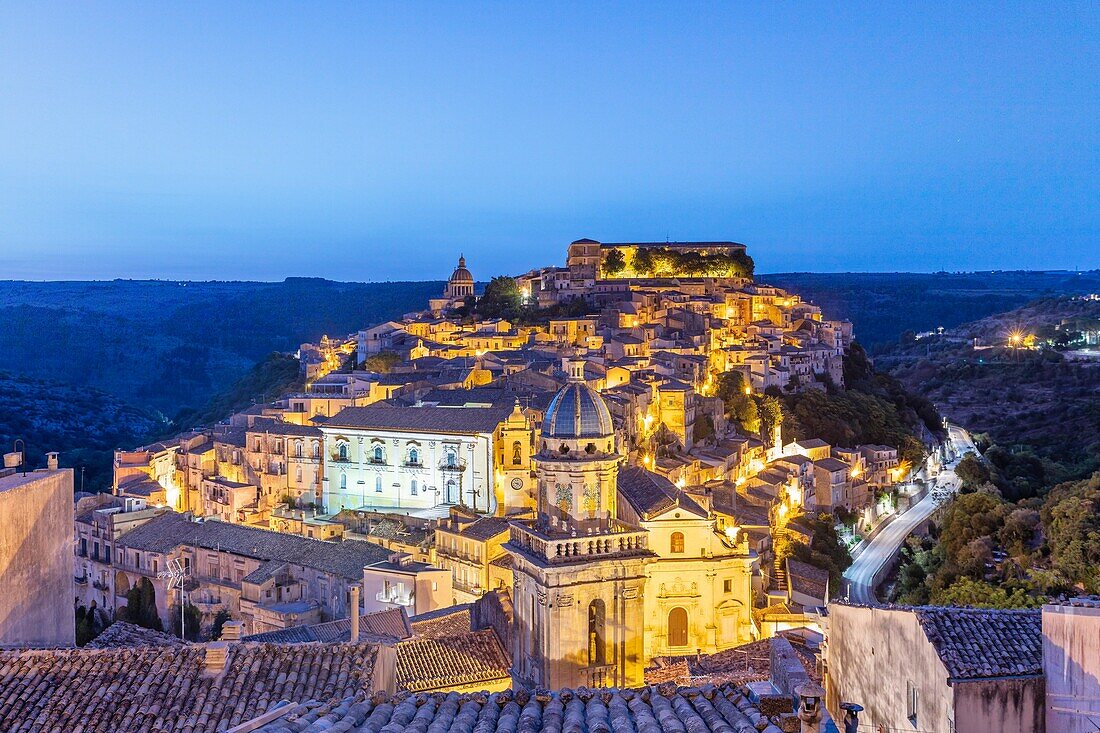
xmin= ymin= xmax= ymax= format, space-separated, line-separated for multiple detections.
xmin=1 ymin=2 xmax=1097 ymax=281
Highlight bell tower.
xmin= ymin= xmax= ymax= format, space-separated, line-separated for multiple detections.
xmin=507 ymin=359 xmax=654 ymax=689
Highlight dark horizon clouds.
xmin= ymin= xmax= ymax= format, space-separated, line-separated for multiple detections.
xmin=0 ymin=2 xmax=1097 ymax=281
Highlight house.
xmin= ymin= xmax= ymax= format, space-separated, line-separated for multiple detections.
xmin=434 ymin=509 xmax=513 ymax=603
xmin=825 ymin=604 xmax=1043 ymax=733
xmin=1 ymin=459 xmax=74 ymax=647
xmin=1044 ymin=598 xmax=1100 ymax=733
xmin=361 ymin=552 xmax=451 ymax=615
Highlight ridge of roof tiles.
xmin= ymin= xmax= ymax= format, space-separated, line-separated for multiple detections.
xmin=252 ymin=681 xmax=788 ymax=733
xmin=0 ymin=642 xmax=378 ymax=733
xmin=913 ymin=606 xmax=1042 ymax=680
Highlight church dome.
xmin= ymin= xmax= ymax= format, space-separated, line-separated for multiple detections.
xmin=449 ymin=256 xmax=474 ymax=284
xmin=542 ymin=361 xmax=614 ymax=439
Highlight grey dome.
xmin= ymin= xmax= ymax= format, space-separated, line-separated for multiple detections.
xmin=542 ymin=382 xmax=614 ymax=439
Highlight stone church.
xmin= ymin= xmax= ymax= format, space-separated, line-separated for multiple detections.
xmin=508 ymin=360 xmax=756 ymax=689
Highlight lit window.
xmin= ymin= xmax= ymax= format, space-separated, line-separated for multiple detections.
xmin=670 ymin=532 xmax=685 ymax=554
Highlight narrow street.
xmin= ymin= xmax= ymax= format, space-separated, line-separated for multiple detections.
xmin=842 ymin=424 xmax=975 ymax=604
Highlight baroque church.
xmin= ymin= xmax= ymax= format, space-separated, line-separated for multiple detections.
xmin=508 ymin=360 xmax=756 ymax=689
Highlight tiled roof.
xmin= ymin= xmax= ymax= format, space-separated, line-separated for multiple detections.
xmin=0 ymin=642 xmax=378 ymax=733
xmin=447 ymin=517 xmax=512 ymax=542
xmin=118 ymin=512 xmax=391 ymax=581
xmin=914 ymin=607 xmax=1042 ymax=679
xmin=252 ymin=680 xmax=785 ymax=733
xmin=409 ymin=604 xmax=473 ymax=639
xmin=396 ymin=629 xmax=511 ymax=692
xmin=324 ymin=405 xmax=514 ymax=433
xmin=617 ymin=467 xmax=707 ymax=520
xmin=248 ymin=418 xmax=324 ymax=437
xmin=245 ymin=608 xmax=413 ymax=644
xmin=785 ymin=559 xmax=829 ymax=603
xmin=84 ymin=621 xmax=185 ymax=649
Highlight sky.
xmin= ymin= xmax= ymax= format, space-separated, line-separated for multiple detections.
xmin=0 ymin=2 xmax=1097 ymax=281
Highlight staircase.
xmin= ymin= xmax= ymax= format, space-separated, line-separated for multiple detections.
xmin=771 ymin=526 xmax=788 ymax=591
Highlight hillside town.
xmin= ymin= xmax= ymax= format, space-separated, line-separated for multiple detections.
xmin=2 ymin=239 xmax=1096 ymax=733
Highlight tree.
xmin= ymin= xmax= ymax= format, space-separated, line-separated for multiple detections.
xmin=1042 ymin=472 xmax=1100 ymax=593
xmin=932 ymin=577 xmax=1043 ymax=609
xmin=475 ymin=276 xmax=523 ymax=319
xmin=631 ymin=248 xmax=654 ymax=276
xmin=121 ymin=577 xmax=163 ymax=632
xmin=998 ymin=507 xmax=1041 ymax=558
xmin=603 ymin=249 xmax=626 ymax=276
xmin=955 ymin=452 xmax=991 ymax=490
xmin=756 ymin=395 xmax=783 ymax=445
xmin=362 ymin=350 xmax=402 ymax=374
xmin=715 ymin=371 xmax=759 ymax=434
xmin=788 ymin=512 xmax=853 ymax=591
xmin=170 ymin=602 xmax=203 ymax=641
xmin=209 ymin=608 xmax=233 ymax=640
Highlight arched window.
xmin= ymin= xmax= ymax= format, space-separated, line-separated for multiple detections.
xmin=375 ymin=476 xmax=383 ymax=493
xmin=408 ymin=448 xmax=420 ymax=466
xmin=411 ymin=479 xmax=418 ymax=496
xmin=294 ymin=441 xmax=303 ymax=458
xmin=312 ymin=441 xmax=321 ymax=458
xmin=588 ymin=600 xmax=606 ymax=666
xmin=668 ymin=607 xmax=688 ymax=647
xmin=670 ymin=532 xmax=685 ymax=554
xmin=373 ymin=445 xmax=385 ymax=464
xmin=338 ymin=442 xmax=348 ymax=461
xmin=339 ymin=473 xmax=347 ymax=490
xmin=512 ymin=440 xmax=522 ymax=466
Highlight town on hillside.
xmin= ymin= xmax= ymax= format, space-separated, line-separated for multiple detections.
xmin=3 ymin=239 xmax=1091 ymax=733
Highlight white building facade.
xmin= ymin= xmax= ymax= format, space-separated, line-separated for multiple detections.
xmin=319 ymin=404 xmax=514 ymax=515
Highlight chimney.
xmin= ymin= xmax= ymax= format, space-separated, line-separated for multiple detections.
xmin=350 ymin=585 xmax=361 ymax=642
xmin=203 ymin=641 xmax=230 ymax=675
xmin=220 ymin=621 xmax=244 ymax=641
xmin=46 ymin=452 xmax=59 ymax=470
xmin=795 ymin=682 xmax=826 ymax=733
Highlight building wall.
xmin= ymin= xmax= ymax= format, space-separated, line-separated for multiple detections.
xmin=0 ymin=469 xmax=75 ymax=647
xmin=1044 ymin=602 xmax=1100 ymax=733
xmin=512 ymin=555 xmax=649 ymax=690
xmin=825 ymin=605 xmax=955 ymax=733
xmin=322 ymin=428 xmax=496 ymax=514
xmin=954 ymin=678 xmax=1044 ymax=733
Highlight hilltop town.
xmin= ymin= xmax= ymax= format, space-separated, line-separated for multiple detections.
xmin=5 ymin=239 xmax=1094 ymax=733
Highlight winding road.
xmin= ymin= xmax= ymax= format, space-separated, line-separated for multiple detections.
xmin=842 ymin=425 xmax=975 ymax=604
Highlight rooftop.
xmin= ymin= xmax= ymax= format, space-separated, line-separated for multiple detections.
xmin=118 ymin=512 xmax=392 ymax=581
xmin=914 ymin=606 xmax=1042 ymax=680
xmin=324 ymin=404 xmax=515 ymax=434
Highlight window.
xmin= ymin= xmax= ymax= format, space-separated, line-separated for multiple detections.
xmin=408 ymin=448 xmax=420 ymax=466
xmin=79 ymin=538 xmax=87 ymax=557
xmin=312 ymin=441 xmax=321 ymax=458
xmin=411 ymin=479 xmax=418 ymax=496
xmin=296 ymin=467 xmax=303 ymax=483
xmin=339 ymin=473 xmax=347 ymax=490
xmin=668 ymin=607 xmax=689 ymax=647
xmin=295 ymin=441 xmax=303 ymax=458
xmin=444 ymin=448 xmax=457 ymax=467
xmin=906 ymin=680 xmax=918 ymax=727
xmin=588 ymin=600 xmax=606 ymax=666
xmin=375 ymin=476 xmax=383 ymax=493
xmin=373 ymin=445 xmax=385 ymax=463
xmin=512 ymin=440 xmax=522 ymax=466
xmin=670 ymin=531 xmax=685 ymax=554
xmin=338 ymin=443 xmax=348 ymax=461
xmin=723 ymin=579 xmax=732 ymax=593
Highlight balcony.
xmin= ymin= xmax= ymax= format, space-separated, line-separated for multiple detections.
xmin=509 ymin=523 xmax=650 ymax=565
xmin=375 ymin=589 xmax=414 ymax=607
xmin=438 ymin=457 xmax=467 ymax=472
xmin=582 ymin=665 xmax=615 ymax=688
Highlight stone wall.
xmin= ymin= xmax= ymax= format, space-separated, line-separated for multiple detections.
xmin=0 ymin=469 xmax=75 ymax=647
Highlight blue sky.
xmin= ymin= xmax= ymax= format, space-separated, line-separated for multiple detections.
xmin=0 ymin=2 xmax=1097 ymax=281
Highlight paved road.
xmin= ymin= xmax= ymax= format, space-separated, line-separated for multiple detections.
xmin=842 ymin=425 xmax=975 ymax=604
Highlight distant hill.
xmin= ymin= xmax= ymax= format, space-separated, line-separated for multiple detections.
xmin=761 ymin=270 xmax=1100 ymax=349
xmin=877 ymin=296 xmax=1100 ymax=496
xmin=0 ymin=279 xmax=442 ymax=415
